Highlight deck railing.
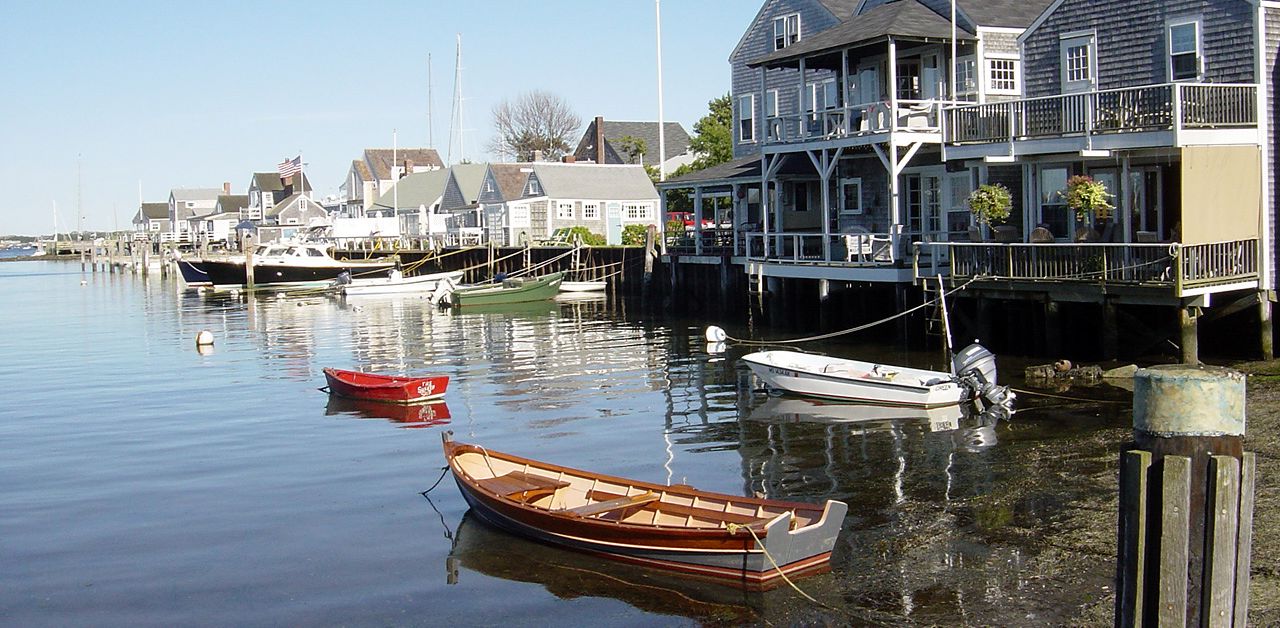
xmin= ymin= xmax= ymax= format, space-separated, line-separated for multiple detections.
xmin=947 ymin=83 xmax=1257 ymax=144
xmin=765 ymin=99 xmax=946 ymax=145
xmin=742 ymin=230 xmax=903 ymax=265
xmin=915 ymin=238 xmax=1258 ymax=296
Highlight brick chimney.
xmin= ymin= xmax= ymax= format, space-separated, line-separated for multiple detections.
xmin=223 ymin=181 xmax=231 ymax=195
xmin=561 ymin=155 xmax=576 ymax=163
xmin=533 ymin=150 xmax=544 ymax=162
xmin=404 ymin=159 xmax=414 ymax=175
xmin=594 ymin=116 xmax=606 ymax=164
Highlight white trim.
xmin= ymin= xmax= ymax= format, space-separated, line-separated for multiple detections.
xmin=987 ymin=57 xmax=1021 ymax=95
xmin=738 ymin=93 xmax=756 ymax=144
xmin=977 ymin=26 xmax=1025 ymax=35
xmin=1060 ymin=28 xmax=1097 ymax=41
xmin=1166 ymin=16 xmax=1204 ymax=82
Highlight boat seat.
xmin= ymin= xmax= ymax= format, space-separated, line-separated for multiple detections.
xmin=585 ymin=489 xmax=773 ymax=526
xmin=476 ymin=471 xmax=570 ymax=502
xmin=564 ymin=491 xmax=659 ymax=517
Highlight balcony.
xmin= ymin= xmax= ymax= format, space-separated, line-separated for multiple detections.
xmin=765 ymin=100 xmax=945 ymax=148
xmin=914 ymin=238 xmax=1259 ymax=299
xmin=945 ymin=83 xmax=1258 ymax=159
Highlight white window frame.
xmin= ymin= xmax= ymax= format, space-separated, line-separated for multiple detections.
xmin=556 ymin=201 xmax=575 ymax=219
xmin=1060 ymin=31 xmax=1097 ymax=93
xmin=150 ymin=221 xmax=160 ymax=232
xmin=1167 ymin=18 xmax=1202 ymax=81
xmin=582 ymin=202 xmax=600 ymax=220
xmin=623 ymin=203 xmax=652 ymax=221
xmin=955 ymin=55 xmax=978 ymax=100
xmin=986 ymin=54 xmax=1020 ymax=96
xmin=838 ymin=177 xmax=863 ymax=215
xmin=526 ymin=178 xmax=542 ymax=196
xmin=738 ymin=94 xmax=756 ymax=143
xmin=185 ymin=201 xmax=196 ymax=209
xmin=773 ymin=13 xmax=800 ymax=51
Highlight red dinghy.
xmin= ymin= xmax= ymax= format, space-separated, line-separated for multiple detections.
xmin=323 ymin=368 xmax=449 ymax=404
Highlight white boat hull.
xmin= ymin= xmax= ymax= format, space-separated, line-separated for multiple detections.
xmin=559 ymin=280 xmax=606 ymax=293
xmin=741 ymin=350 xmax=967 ymax=408
xmin=341 ymin=270 xmax=463 ymax=296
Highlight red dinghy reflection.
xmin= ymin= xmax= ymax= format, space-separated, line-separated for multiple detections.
xmin=325 ymin=396 xmax=451 ymax=426
xmin=322 ymin=368 xmax=449 ymax=404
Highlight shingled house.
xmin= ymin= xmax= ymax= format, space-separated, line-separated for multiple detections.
xmin=574 ymin=116 xmax=694 ymax=174
xmin=340 ymin=148 xmax=445 ymax=216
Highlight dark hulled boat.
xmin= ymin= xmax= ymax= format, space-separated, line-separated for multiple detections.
xmin=201 ymin=243 xmax=395 ymax=288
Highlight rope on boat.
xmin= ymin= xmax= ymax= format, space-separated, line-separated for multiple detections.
xmin=1010 ymin=387 xmax=1127 ymax=404
xmin=710 ymin=276 xmax=981 ymax=346
xmin=419 ymin=466 xmax=452 ymax=495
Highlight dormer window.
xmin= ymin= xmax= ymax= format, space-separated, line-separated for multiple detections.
xmin=527 ymin=178 xmax=542 ymax=196
xmin=773 ymin=13 xmax=800 ymax=51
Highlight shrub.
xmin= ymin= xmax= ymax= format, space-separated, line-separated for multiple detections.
xmin=621 ymin=224 xmax=650 ymax=246
xmin=565 ymin=226 xmax=604 ymax=246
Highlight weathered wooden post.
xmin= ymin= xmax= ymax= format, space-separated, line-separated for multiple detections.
xmin=1116 ymin=365 xmax=1254 ymax=627
xmin=243 ymin=235 xmax=255 ymax=289
xmin=642 ymin=224 xmax=656 ymax=305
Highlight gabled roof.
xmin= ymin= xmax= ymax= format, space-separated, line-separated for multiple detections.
xmin=486 ymin=164 xmax=533 ymax=202
xmin=264 ymin=193 xmax=321 ymax=219
xmin=529 ymin=163 xmax=658 ymax=201
xmin=750 ymin=0 xmax=976 ymax=67
xmin=448 ymin=163 xmax=490 ymax=205
xmin=574 ymin=120 xmax=692 ymax=165
xmin=253 ymin=172 xmax=285 ymax=192
xmin=369 ymin=169 xmax=450 ymax=212
xmin=140 ymin=202 xmax=169 ymax=220
xmin=352 ymin=159 xmax=372 ymax=182
xmin=362 ymin=148 xmax=445 ymax=180
xmin=170 ymin=188 xmax=222 ymax=202
xmin=958 ymin=0 xmax=1055 ymax=30
xmin=216 ymin=194 xmax=249 ymax=213
xmin=819 ymin=0 xmax=861 ymax=20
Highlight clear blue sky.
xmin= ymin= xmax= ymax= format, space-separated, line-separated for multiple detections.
xmin=0 ymin=1 xmax=761 ymax=236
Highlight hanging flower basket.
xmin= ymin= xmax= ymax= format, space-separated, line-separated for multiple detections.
xmin=1062 ymin=175 xmax=1114 ymax=221
xmin=967 ymin=183 xmax=1012 ymax=226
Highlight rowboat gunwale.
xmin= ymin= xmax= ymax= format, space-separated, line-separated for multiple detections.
xmin=323 ymin=368 xmax=449 ymax=404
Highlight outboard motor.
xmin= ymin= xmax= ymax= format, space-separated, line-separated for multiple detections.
xmin=952 ymin=343 xmax=1015 ymax=413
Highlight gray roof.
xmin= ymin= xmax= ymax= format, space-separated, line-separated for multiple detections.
xmin=370 ymin=169 xmax=450 ymax=212
xmin=817 ymin=0 xmax=861 ymax=21
xmin=486 ymin=164 xmax=532 ymax=202
xmin=657 ymin=155 xmax=762 ymax=188
xmin=139 ymin=202 xmax=169 ymax=220
xmin=750 ymin=0 xmax=976 ymax=67
xmin=216 ymin=194 xmax=249 ymax=213
xmin=252 ymin=172 xmax=311 ymax=193
xmin=955 ymin=0 xmax=1055 ymax=30
xmin=530 ymin=163 xmax=658 ymax=201
xmin=574 ymin=120 xmax=692 ymax=165
xmin=448 ymin=163 xmax=490 ymax=204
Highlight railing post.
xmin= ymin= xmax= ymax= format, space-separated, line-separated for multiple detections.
xmin=1173 ymin=83 xmax=1183 ymax=144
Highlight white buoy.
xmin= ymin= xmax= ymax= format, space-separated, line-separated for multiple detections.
xmin=195 ymin=330 xmax=215 ymax=347
xmin=705 ymin=326 xmax=727 ymax=343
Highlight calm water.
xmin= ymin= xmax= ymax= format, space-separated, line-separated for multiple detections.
xmin=0 ymin=261 xmax=1133 ymax=626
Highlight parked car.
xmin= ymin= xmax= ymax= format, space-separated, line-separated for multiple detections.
xmin=667 ymin=212 xmax=714 ymax=229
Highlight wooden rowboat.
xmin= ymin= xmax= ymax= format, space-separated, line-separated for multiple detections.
xmin=450 ymin=272 xmax=563 ymax=307
xmin=442 ymin=432 xmax=847 ymax=589
xmin=322 ymin=368 xmax=449 ymax=404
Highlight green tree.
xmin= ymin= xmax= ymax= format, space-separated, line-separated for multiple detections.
xmin=616 ymin=135 xmax=647 ymax=164
xmin=686 ymin=94 xmax=733 ymax=170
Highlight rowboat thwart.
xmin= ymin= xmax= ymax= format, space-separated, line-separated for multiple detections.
xmin=442 ymin=432 xmax=847 ymax=588
xmin=323 ymin=368 xmax=449 ymax=404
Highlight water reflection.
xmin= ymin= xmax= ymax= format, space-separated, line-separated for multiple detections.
xmin=324 ymin=396 xmax=451 ymax=427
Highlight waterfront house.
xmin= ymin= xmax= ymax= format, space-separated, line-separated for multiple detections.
xmin=439 ymin=163 xmax=490 ymax=245
xmin=339 ymin=148 xmax=445 ymax=217
xmin=167 ymin=187 xmax=221 ymax=243
xmin=511 ymin=162 xmax=661 ymax=246
xmin=245 ymin=172 xmax=310 ymax=223
xmin=193 ymin=194 xmax=249 ymax=248
xmin=573 ymin=116 xmax=695 ymax=173
xmin=479 ymin=164 xmax=534 ymax=246
xmin=367 ymin=168 xmax=451 ymax=238
xmin=660 ymin=0 xmax=1275 ymax=361
xmin=132 ymin=202 xmax=170 ymax=237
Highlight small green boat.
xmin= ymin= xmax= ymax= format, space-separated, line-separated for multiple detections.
xmin=451 ymin=272 xmax=563 ymax=307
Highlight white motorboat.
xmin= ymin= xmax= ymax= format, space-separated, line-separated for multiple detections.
xmin=339 ymin=269 xmax=463 ymax=296
xmin=749 ymin=397 xmax=966 ymax=432
xmin=741 ymin=343 xmax=1012 ymax=410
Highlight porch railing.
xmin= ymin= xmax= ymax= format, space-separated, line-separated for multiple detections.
xmin=915 ymin=238 xmax=1258 ymax=296
xmin=742 ymin=230 xmax=903 ymax=265
xmin=765 ymin=100 xmax=946 ymax=145
xmin=946 ymin=83 xmax=1257 ymax=144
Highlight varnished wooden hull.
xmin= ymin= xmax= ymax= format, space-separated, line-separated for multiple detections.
xmin=442 ymin=433 xmax=846 ymax=589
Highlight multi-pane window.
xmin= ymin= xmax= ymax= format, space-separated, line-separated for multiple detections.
xmin=624 ymin=204 xmax=651 ymax=220
xmin=773 ymin=13 xmax=800 ymax=50
xmin=988 ymin=58 xmax=1019 ymax=94
xmin=1169 ymin=20 xmax=1200 ymax=81
xmin=839 ymin=178 xmax=862 ymax=215
xmin=556 ymin=201 xmax=575 ymax=219
xmin=738 ymin=94 xmax=755 ymax=143
xmin=1065 ymin=45 xmax=1090 ymax=82
xmin=955 ymin=56 xmax=977 ymax=99
xmin=582 ymin=203 xmax=599 ymax=220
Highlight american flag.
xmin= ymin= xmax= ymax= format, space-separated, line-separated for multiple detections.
xmin=278 ymin=156 xmax=302 ymax=178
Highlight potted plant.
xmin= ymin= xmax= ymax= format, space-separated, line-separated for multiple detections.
xmin=967 ymin=183 xmax=1012 ymax=227
xmin=1062 ymin=175 xmax=1114 ymax=221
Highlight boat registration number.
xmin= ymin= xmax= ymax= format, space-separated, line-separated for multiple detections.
xmin=767 ymin=367 xmax=797 ymax=378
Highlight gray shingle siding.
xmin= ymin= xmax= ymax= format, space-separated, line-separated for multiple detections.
xmin=982 ymin=30 xmax=1019 ymax=55
xmin=1022 ymin=0 xmax=1255 ymax=99
xmin=731 ymin=0 xmax=842 ymax=159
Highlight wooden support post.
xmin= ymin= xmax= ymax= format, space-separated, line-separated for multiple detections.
xmin=1179 ymin=306 xmax=1199 ymax=365
xmin=1115 ymin=366 xmax=1253 ymax=627
xmin=1045 ymin=299 xmax=1062 ymax=357
xmin=1102 ymin=300 xmax=1119 ymax=360
xmin=1260 ymin=294 xmax=1273 ymax=361
xmin=244 ymin=241 xmax=255 ymax=289
xmin=642 ymin=224 xmax=655 ymax=303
